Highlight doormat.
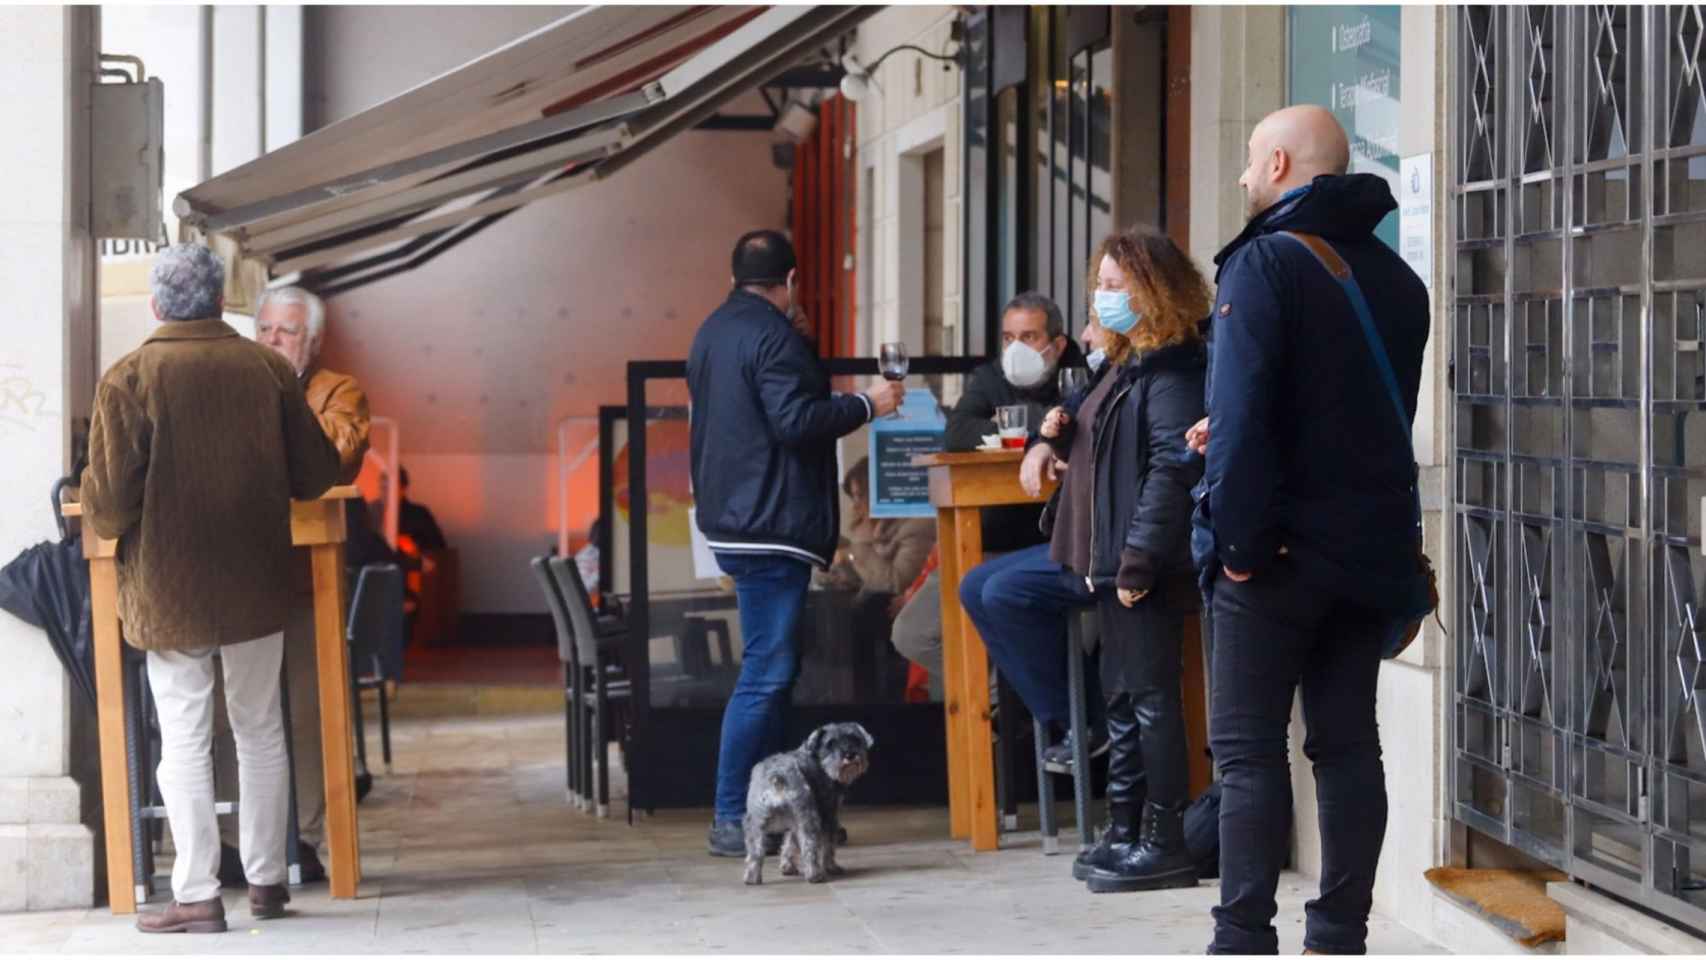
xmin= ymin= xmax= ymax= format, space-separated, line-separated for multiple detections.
xmin=1424 ymin=866 xmax=1569 ymax=948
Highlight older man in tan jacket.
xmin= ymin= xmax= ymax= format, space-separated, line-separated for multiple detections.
xmin=211 ymin=285 xmax=371 ymax=887
xmin=82 ymin=244 xmax=341 ymax=933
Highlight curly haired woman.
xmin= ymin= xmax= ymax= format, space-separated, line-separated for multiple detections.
xmin=1040 ymin=227 xmax=1210 ymax=893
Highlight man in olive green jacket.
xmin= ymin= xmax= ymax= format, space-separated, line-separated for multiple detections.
xmin=81 ymin=244 xmax=341 ymax=934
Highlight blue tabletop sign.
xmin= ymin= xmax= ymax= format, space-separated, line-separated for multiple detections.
xmin=869 ymin=388 xmax=944 ymax=519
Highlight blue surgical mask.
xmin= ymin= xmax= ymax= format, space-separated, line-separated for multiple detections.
xmin=1093 ymin=289 xmax=1140 ymax=335
xmin=1086 ymin=348 xmax=1107 ymax=373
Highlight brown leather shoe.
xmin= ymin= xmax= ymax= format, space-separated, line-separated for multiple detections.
xmin=136 ymin=897 xmax=227 ymax=934
xmin=249 ymin=883 xmax=291 ymax=920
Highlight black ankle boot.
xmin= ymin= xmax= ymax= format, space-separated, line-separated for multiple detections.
xmin=1085 ymin=801 xmax=1197 ymax=893
xmin=1072 ymin=803 xmax=1140 ymax=881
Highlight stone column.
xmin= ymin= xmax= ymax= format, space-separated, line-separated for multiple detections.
xmin=1187 ymin=5 xmax=1286 ymax=271
xmin=0 ymin=5 xmax=98 ymax=912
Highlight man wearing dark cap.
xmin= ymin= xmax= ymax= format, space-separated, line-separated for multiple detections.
xmin=689 ymin=229 xmax=903 ymax=856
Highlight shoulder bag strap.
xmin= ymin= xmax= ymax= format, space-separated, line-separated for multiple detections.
xmin=1280 ymin=231 xmax=1421 ymax=528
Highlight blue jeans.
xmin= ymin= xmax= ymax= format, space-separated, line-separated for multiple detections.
xmin=1209 ymin=559 xmax=1386 ymax=955
xmin=713 ymin=552 xmax=812 ymax=823
xmin=958 ymin=543 xmax=1100 ymax=730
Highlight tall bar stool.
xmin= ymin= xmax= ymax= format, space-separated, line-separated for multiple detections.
xmin=1034 ymin=607 xmax=1096 ymax=855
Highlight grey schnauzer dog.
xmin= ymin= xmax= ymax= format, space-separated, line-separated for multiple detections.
xmin=742 ymin=722 xmax=874 ymax=885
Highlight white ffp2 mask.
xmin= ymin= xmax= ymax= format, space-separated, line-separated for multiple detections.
xmin=1002 ymin=340 xmax=1056 ymax=389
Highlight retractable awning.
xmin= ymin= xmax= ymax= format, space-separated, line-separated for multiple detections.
xmin=176 ymin=4 xmax=875 ymax=303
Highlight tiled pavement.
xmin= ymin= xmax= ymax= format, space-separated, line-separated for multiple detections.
xmin=0 ymin=714 xmax=1445 ymax=954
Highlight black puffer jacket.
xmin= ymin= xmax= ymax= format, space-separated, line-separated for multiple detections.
xmin=1052 ymin=342 xmax=1206 ymax=603
xmin=688 ymin=291 xmax=872 ymax=567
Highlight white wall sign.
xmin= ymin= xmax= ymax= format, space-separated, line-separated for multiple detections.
xmin=1399 ymin=153 xmax=1432 ymax=289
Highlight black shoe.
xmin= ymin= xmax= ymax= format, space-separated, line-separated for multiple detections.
xmin=356 ymin=772 xmax=374 ymax=803
xmin=1042 ymin=727 xmax=1110 ymax=772
xmin=1071 ymin=804 xmax=1140 ymax=881
xmin=1085 ymin=801 xmax=1198 ymax=893
xmin=297 ymin=842 xmax=326 ymax=884
xmin=217 ymin=844 xmax=247 ymax=888
xmin=708 ymin=820 xmax=746 ymax=858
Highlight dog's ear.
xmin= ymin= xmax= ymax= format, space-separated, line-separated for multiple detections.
xmin=852 ymin=723 xmax=874 ymax=749
xmin=803 ymin=726 xmax=829 ymax=755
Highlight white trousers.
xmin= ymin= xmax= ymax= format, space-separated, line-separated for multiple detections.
xmin=147 ymin=631 xmax=288 ymax=903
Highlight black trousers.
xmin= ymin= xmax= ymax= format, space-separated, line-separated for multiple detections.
xmin=1097 ymin=592 xmax=1188 ymax=810
xmin=1207 ymin=559 xmax=1387 ymax=956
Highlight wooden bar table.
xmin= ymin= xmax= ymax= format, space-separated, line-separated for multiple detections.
xmin=65 ymin=486 xmax=364 ymax=913
xmin=915 ymin=450 xmax=1212 ymax=852
xmin=916 ymin=449 xmax=1051 ymax=852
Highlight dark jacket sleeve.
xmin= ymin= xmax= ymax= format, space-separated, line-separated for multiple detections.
xmin=754 ymin=326 xmax=871 ymax=447
xmin=80 ymin=377 xmax=151 ymax=542
xmin=282 ymin=374 xmax=343 ymax=502
xmin=1205 ymin=243 xmax=1288 ymax=575
xmin=1117 ymin=369 xmax=1205 ymax=592
xmin=1044 ymin=363 xmax=1104 ymax=461
xmin=945 ymin=365 xmax=1003 ymax=452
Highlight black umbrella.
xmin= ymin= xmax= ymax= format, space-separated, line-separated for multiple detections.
xmin=0 ymin=478 xmax=95 ymax=707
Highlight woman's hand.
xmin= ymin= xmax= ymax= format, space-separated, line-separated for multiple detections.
xmin=1019 ymin=443 xmax=1055 ymax=498
xmin=1115 ymin=548 xmax=1153 ymax=608
xmin=1040 ymin=407 xmax=1070 ymax=439
xmin=1116 ymin=587 xmax=1149 ymax=608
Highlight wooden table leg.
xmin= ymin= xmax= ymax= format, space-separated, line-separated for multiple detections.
xmin=88 ymin=553 xmax=136 ymax=915
xmin=1182 ymin=614 xmax=1212 ymax=797
xmin=949 ymin=508 xmax=999 ymax=851
xmin=310 ymin=542 xmax=361 ymax=898
xmin=935 ymin=507 xmax=971 ymax=840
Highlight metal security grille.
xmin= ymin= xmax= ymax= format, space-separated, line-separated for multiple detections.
xmin=1452 ymin=5 xmax=1706 ymax=928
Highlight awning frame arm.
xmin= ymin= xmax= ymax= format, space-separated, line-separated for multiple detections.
xmin=176 ymin=87 xmax=653 ymax=235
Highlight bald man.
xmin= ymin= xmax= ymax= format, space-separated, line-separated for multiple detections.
xmin=1196 ymin=104 xmax=1430 ymax=955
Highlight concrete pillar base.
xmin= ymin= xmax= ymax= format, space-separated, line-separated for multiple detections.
xmin=0 ymin=777 xmax=95 ymax=912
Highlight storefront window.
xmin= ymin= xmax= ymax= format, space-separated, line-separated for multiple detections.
xmin=995 ymin=86 xmax=1022 ymax=307
xmin=966 ymin=6 xmax=1116 ymax=347
xmin=1032 ymin=8 xmax=1054 ymax=307
xmin=1088 ymin=43 xmax=1113 ymax=262
xmin=962 ymin=8 xmax=990 ymax=355
xmin=1287 ymin=5 xmax=1403 ymax=249
xmin=1070 ymin=48 xmax=1091 ymax=330
xmin=1052 ymin=15 xmax=1072 ymax=318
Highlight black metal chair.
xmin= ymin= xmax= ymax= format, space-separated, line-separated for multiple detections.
xmin=547 ymin=555 xmax=631 ymax=820
xmin=532 ymin=556 xmax=590 ymax=812
xmin=1035 ymin=607 xmax=1096 ymax=855
xmin=347 ymin=563 xmax=405 ymax=774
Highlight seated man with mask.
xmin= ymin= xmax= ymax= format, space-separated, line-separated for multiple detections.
xmin=891 ymin=295 xmax=1104 ymax=762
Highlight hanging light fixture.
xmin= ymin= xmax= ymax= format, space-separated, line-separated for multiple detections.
xmin=838 ymin=42 xmax=963 ymax=104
